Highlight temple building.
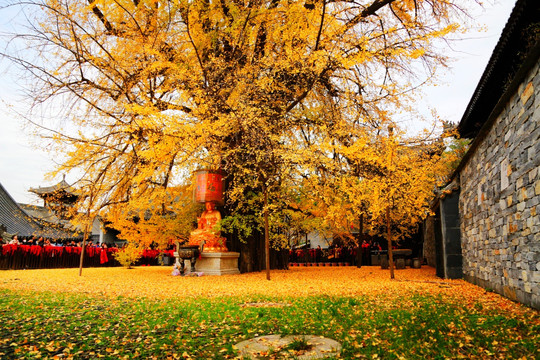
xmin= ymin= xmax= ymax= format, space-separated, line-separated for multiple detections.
xmin=0 ymin=178 xmax=119 ymax=244
xmin=29 ymin=176 xmax=78 ymax=221
xmin=25 ymin=178 xmax=120 ymax=244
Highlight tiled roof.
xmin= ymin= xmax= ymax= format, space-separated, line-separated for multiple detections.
xmin=29 ymin=179 xmax=78 ymax=196
xmin=18 ymin=203 xmax=60 ymax=223
xmin=0 ymin=182 xmax=42 ymax=236
xmin=18 ymin=203 xmax=83 ymax=237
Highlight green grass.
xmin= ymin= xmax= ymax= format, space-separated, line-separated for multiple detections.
xmin=0 ymin=289 xmax=538 ymax=359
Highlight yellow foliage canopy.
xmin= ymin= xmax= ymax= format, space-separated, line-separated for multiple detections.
xmin=4 ymin=0 xmax=478 ymax=247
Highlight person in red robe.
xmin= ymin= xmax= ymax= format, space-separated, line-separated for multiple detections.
xmin=100 ymin=243 xmax=109 ymax=264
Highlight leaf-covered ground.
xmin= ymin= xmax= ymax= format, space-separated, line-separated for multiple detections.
xmin=0 ymin=266 xmax=538 ymax=359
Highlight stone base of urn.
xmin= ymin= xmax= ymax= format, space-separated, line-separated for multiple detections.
xmin=195 ymin=252 xmax=240 ymax=275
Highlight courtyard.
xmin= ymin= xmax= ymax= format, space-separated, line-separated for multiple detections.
xmin=1 ymin=266 xmax=538 ymax=359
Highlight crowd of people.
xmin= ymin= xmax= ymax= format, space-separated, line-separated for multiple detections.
xmin=0 ymin=229 xmax=177 ymax=270
xmin=0 ymin=234 xmax=118 ymax=249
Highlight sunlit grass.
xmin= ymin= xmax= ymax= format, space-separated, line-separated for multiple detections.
xmin=0 ymin=267 xmax=538 ymax=359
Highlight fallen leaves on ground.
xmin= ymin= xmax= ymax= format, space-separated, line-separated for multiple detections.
xmin=0 ymin=266 xmax=527 ymax=312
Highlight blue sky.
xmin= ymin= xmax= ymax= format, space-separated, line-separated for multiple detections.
xmin=0 ymin=1 xmax=517 ymax=204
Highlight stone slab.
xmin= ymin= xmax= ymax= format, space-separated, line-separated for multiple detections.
xmin=195 ymin=251 xmax=240 ymax=275
xmin=235 ymin=335 xmax=341 ymax=359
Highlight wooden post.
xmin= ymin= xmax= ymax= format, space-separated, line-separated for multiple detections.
xmin=263 ymin=189 xmax=271 ymax=280
xmin=386 ymin=206 xmax=394 ymax=279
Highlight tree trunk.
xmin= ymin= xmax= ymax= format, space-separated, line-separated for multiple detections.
xmin=223 ymin=177 xmax=288 ymax=273
xmin=78 ymin=220 xmax=90 ymax=276
xmin=229 ymin=230 xmax=289 ymax=273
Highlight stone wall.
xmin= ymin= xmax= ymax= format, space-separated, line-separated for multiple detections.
xmin=459 ymin=61 xmax=540 ymax=309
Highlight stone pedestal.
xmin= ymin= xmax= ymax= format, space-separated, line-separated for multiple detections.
xmin=395 ymin=258 xmax=406 ymax=269
xmin=195 ymin=252 xmax=240 ymax=275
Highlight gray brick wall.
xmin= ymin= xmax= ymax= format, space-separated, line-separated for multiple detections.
xmin=459 ymin=61 xmax=540 ymax=309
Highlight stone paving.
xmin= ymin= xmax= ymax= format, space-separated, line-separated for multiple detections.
xmin=235 ymin=334 xmax=341 ymax=359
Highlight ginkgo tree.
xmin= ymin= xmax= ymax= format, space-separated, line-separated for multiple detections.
xmin=1 ymin=0 xmax=479 ymax=274
xmin=360 ymin=128 xmax=445 ymax=278
xmin=293 ymin=119 xmax=448 ymax=271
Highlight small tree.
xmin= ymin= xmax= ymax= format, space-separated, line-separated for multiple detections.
xmin=113 ymin=244 xmax=143 ymax=269
xmin=105 ymin=184 xmax=202 ymax=250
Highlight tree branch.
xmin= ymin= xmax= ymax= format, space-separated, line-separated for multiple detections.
xmin=87 ymin=0 xmax=119 ymax=35
xmin=344 ymin=0 xmax=397 ymax=31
